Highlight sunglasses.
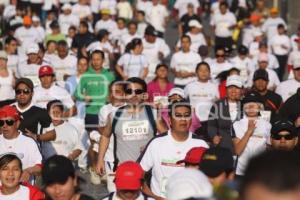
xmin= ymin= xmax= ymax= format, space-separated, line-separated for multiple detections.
xmin=0 ymin=119 xmax=15 ymax=127
xmin=125 ymin=89 xmax=144 ymax=95
xmin=216 ymin=54 xmax=225 ymax=58
xmin=272 ymin=134 xmax=295 ymax=140
xmin=15 ymin=89 xmax=31 ymax=95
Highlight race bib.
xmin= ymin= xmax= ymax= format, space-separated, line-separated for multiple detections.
xmin=122 ymin=120 xmax=149 ymax=141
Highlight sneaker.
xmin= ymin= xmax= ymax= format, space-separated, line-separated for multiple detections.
xmin=89 ymin=167 xmax=101 ymax=185
xmin=79 ymin=167 xmax=88 ymax=174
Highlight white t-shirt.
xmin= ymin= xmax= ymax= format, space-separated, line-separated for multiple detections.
xmin=120 ymin=33 xmax=142 ymax=54
xmin=177 ymin=32 xmax=207 ymax=53
xmin=136 ymin=0 xmax=152 ymax=12
xmin=251 ymin=53 xmax=279 ymax=70
xmin=269 ymin=34 xmax=291 ymax=55
xmin=229 ymin=102 xmax=238 ymax=121
xmin=211 ymin=11 xmax=237 ymax=38
xmin=58 ymin=13 xmax=80 ymax=35
xmin=184 ymin=81 xmax=219 ymax=121
xmin=233 ymin=117 xmax=271 ymax=175
xmin=229 ymin=56 xmax=254 ymax=84
xmin=0 ymin=133 xmax=42 ymax=169
xmin=0 ymin=69 xmax=15 ymax=101
xmin=262 ymin=17 xmax=286 ymax=41
xmin=142 ymin=38 xmax=170 ymax=80
xmin=170 ymin=50 xmax=201 ymax=85
xmin=174 ymin=0 xmax=199 ymax=18
xmin=33 ymin=84 xmax=75 ymax=109
xmin=116 ymin=1 xmax=133 ymax=19
xmin=95 ymin=19 xmax=118 ymax=34
xmin=276 ymin=79 xmax=300 ymax=102
xmin=139 ymin=131 xmax=208 ymax=198
xmin=42 ymin=121 xmax=82 ymax=159
xmin=145 ymin=3 xmax=169 ymax=33
xmin=117 ymin=53 xmax=148 ymax=78
xmin=0 ymin=185 xmax=30 ymax=200
xmin=290 ymin=34 xmax=299 ymax=52
xmin=14 ymin=27 xmax=40 ymax=54
xmin=71 ymin=3 xmax=92 ymax=19
xmin=7 ymin=54 xmax=19 ymax=77
xmin=50 ymin=54 xmax=77 ymax=87
xmin=287 ymin=50 xmax=300 ymax=79
xmin=210 ymin=60 xmax=233 ymax=81
xmin=17 ymin=62 xmax=41 ymax=86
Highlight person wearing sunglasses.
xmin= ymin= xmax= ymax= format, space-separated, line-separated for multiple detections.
xmin=270 ymin=119 xmax=298 ymax=151
xmin=0 ymin=105 xmax=42 ymax=183
xmin=210 ymin=46 xmax=232 ymax=81
xmin=97 ymin=77 xmax=167 ymax=177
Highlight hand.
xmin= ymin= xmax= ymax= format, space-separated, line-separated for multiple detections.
xmin=63 ymin=74 xmax=70 ymax=81
xmin=20 ymin=170 xmax=31 ymax=182
xmin=158 ymin=52 xmax=164 ymax=60
xmin=96 ymin=160 xmax=106 ymax=176
xmin=295 ymin=117 xmax=300 ymax=128
xmin=181 ymin=71 xmax=189 ymax=78
xmin=122 ymin=75 xmax=129 ymax=81
xmin=212 ymin=135 xmax=222 ymax=145
xmin=24 ymin=129 xmax=37 ymax=140
xmin=84 ymin=96 xmax=92 ymax=103
xmin=247 ymin=119 xmax=257 ymax=134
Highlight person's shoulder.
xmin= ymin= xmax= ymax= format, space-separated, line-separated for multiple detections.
xmin=18 ymin=133 xmax=38 ymax=145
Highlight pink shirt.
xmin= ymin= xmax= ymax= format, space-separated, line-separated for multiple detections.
xmin=147 ymin=80 xmax=174 ymax=103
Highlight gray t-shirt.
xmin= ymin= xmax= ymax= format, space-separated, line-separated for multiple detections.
xmin=113 ymin=106 xmax=156 ymax=163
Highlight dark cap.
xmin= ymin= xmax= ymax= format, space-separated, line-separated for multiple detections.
xmin=42 ymin=155 xmax=75 ymax=186
xmin=242 ymin=91 xmax=263 ymax=105
xmin=253 ymin=69 xmax=269 ymax=81
xmin=144 ymin=25 xmax=158 ymax=37
xmin=50 ymin=20 xmax=59 ymax=29
xmin=271 ymin=119 xmax=297 ymax=136
xmin=16 ymin=78 xmax=34 ymax=90
xmin=199 ymin=147 xmax=234 ymax=178
xmin=238 ymin=45 xmax=248 ymax=55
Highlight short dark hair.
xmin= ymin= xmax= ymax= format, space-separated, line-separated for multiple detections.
xmin=47 ymin=99 xmax=64 ymax=113
xmin=181 ymin=35 xmax=191 ymax=43
xmin=195 ymin=61 xmax=210 ymax=73
xmin=128 ymin=21 xmax=138 ymax=28
xmin=126 ymin=77 xmax=147 ymax=92
xmin=168 ymin=99 xmax=192 ymax=117
xmin=57 ymin=40 xmax=68 ymax=47
xmin=0 ymin=153 xmax=22 ymax=170
xmin=79 ymin=21 xmax=88 ymax=29
xmin=90 ymin=50 xmax=105 ymax=59
xmin=240 ymin=150 xmax=300 ymax=198
xmin=5 ymin=36 xmax=17 ymax=45
xmin=220 ymin=1 xmax=229 ymax=8
xmin=77 ymin=56 xmax=89 ymax=64
xmin=137 ymin=10 xmax=145 ymax=16
xmin=277 ymin=23 xmax=285 ymax=29
xmin=46 ymin=40 xmax=57 ymax=47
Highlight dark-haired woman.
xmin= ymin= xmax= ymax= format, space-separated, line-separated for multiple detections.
xmin=147 ymin=64 xmax=174 ymax=104
xmin=116 ymin=38 xmax=148 ymax=80
xmin=0 ymin=153 xmax=45 ymax=200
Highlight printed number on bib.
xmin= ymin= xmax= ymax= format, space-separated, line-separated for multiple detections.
xmin=122 ymin=120 xmax=149 ymax=141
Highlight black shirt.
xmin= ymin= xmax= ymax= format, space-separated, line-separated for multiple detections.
xmin=260 ymin=90 xmax=283 ymax=122
xmin=16 ymin=105 xmax=52 ymax=134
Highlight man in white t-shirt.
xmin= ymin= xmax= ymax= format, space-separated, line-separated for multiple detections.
xmin=145 ymin=0 xmax=169 ymax=36
xmin=50 ymin=40 xmax=77 ymax=87
xmin=94 ymin=9 xmax=118 ymax=34
xmin=142 ymin=25 xmax=170 ymax=82
xmin=71 ymin=0 xmax=92 ymax=20
xmin=138 ymin=100 xmax=208 ymax=198
xmin=173 ymin=0 xmax=199 ymax=19
xmin=0 ymin=105 xmax=42 ymax=182
xmin=287 ymin=38 xmax=300 ymax=79
xmin=32 ymin=65 xmax=77 ymax=117
xmin=210 ymin=2 xmax=236 ymax=51
xmin=58 ymin=3 xmax=80 ymax=35
xmin=276 ymin=59 xmax=300 ymax=102
xmin=170 ymin=35 xmax=201 ymax=88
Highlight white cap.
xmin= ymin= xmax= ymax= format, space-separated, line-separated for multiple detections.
xmin=188 ymin=20 xmax=202 ymax=29
xmin=166 ymin=169 xmax=213 ymax=200
xmin=62 ymin=3 xmax=72 ymax=10
xmin=226 ymin=74 xmax=243 ymax=88
xmin=0 ymin=51 xmax=7 ymax=60
xmin=168 ymin=87 xmax=185 ymax=98
xmin=32 ymin=16 xmax=40 ymax=22
xmin=293 ymin=58 xmax=300 ymax=69
xmin=26 ymin=43 xmax=39 ymax=54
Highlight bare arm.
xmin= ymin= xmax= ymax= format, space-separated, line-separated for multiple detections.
xmin=233 ymin=120 xmax=256 ymax=155
xmin=68 ymin=149 xmax=82 ymax=161
xmin=115 ymin=64 xmax=128 ymax=80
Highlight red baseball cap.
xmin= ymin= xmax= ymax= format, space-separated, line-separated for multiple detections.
xmin=0 ymin=105 xmax=21 ymax=121
xmin=177 ymin=147 xmax=207 ymax=165
xmin=115 ymin=161 xmax=144 ymax=190
xmin=39 ymin=66 xmax=54 ymax=77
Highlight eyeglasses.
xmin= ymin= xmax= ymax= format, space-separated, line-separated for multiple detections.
xmin=272 ymin=134 xmax=295 ymax=140
xmin=0 ymin=119 xmax=15 ymax=127
xmin=216 ymin=54 xmax=225 ymax=58
xmin=125 ymin=89 xmax=144 ymax=95
xmin=15 ymin=89 xmax=31 ymax=95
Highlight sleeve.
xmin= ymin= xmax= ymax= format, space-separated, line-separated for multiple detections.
xmin=170 ymin=54 xmax=176 ymax=69
xmin=29 ymin=140 xmax=42 ymax=166
xmin=117 ymin=54 xmax=125 ymax=66
xmin=74 ymin=128 xmax=84 ymax=151
xmin=74 ymin=75 xmax=86 ymax=101
xmin=38 ymin=109 xmax=53 ymax=131
xmin=98 ymin=106 xmax=109 ymax=127
xmin=138 ymin=141 xmax=155 ymax=172
xmin=61 ymin=89 xmax=75 ymax=109
xmin=160 ymin=41 xmax=171 ymax=58
xmin=183 ymin=85 xmax=190 ymax=99
xmin=142 ymin=55 xmax=149 ymax=69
